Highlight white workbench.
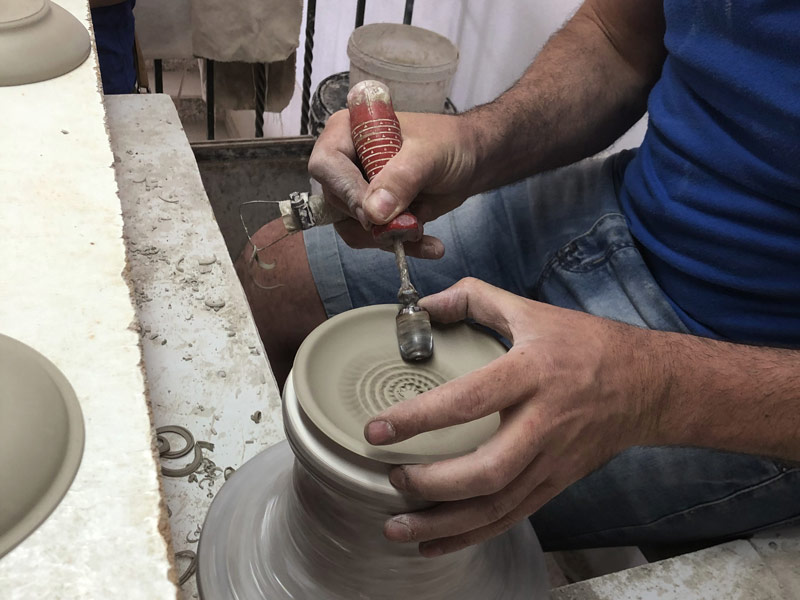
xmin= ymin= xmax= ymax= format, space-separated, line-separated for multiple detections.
xmin=553 ymin=529 xmax=800 ymax=599
xmin=0 ymin=2 xmax=174 ymax=598
xmin=106 ymin=94 xmax=284 ymax=599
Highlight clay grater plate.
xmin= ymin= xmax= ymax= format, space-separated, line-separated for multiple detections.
xmin=292 ymin=304 xmax=505 ymax=464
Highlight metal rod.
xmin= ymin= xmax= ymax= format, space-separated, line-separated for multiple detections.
xmin=254 ymin=64 xmax=266 ymax=138
xmin=355 ymin=0 xmax=366 ymax=28
xmin=206 ymin=59 xmax=215 ymax=141
xmin=300 ymin=0 xmax=317 ymax=135
xmin=154 ymin=59 xmax=163 ymax=93
xmin=403 ymin=0 xmax=414 ymax=25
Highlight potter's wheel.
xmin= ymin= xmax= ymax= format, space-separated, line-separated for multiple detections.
xmin=0 ymin=334 xmax=84 ymax=558
xmin=197 ymin=305 xmax=550 ymax=599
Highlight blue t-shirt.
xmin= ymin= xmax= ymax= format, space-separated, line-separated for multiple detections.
xmin=620 ymin=1 xmax=800 ymax=346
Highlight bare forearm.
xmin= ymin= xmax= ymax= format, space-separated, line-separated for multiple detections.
xmin=647 ymin=331 xmax=800 ymax=462
xmin=463 ymin=0 xmax=666 ymax=194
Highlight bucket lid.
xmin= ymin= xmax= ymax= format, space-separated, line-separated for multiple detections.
xmin=348 ymin=23 xmax=459 ymax=83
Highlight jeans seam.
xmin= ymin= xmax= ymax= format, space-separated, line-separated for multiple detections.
xmin=304 ymin=226 xmax=354 ymax=316
xmin=334 ymin=235 xmax=356 ymax=312
xmin=449 ymin=205 xmax=474 ymax=280
xmin=532 ymin=212 xmax=629 ymax=297
xmin=552 ymin=466 xmax=800 ymax=544
xmin=567 ymin=240 xmax=636 ymax=273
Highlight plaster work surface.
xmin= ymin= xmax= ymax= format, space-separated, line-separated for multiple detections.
xmin=0 ymin=1 xmax=174 ymax=598
xmin=552 ymin=531 xmax=800 ymax=600
xmin=105 ymin=94 xmax=284 ymax=599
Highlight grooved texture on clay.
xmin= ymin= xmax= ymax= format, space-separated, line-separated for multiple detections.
xmin=293 ymin=304 xmax=504 ymax=464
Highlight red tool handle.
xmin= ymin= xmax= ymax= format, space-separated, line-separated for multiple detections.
xmin=347 ymin=80 xmax=422 ymax=244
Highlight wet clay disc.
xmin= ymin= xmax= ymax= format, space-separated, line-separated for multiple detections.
xmin=292 ymin=305 xmax=505 ymax=464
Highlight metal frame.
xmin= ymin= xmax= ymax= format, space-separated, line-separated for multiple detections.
xmin=154 ymin=59 xmax=163 ymax=93
xmin=300 ymin=0 xmax=416 ymax=135
xmin=299 ymin=0 xmax=317 ymax=135
xmin=149 ymin=0 xmax=417 ymax=139
xmin=254 ymin=63 xmax=267 ymax=137
xmin=206 ymin=59 xmax=215 ymax=140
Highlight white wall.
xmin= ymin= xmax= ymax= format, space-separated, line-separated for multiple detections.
xmin=300 ymin=0 xmax=580 ymax=111
xmin=265 ymin=0 xmax=646 ymax=148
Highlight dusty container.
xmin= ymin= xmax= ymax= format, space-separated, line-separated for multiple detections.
xmin=347 ymin=23 xmax=458 ymax=113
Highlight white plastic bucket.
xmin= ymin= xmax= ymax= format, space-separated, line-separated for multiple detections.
xmin=347 ymin=23 xmax=459 ymax=114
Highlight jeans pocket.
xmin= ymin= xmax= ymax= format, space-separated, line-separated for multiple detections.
xmin=534 ymin=213 xmax=689 ymax=333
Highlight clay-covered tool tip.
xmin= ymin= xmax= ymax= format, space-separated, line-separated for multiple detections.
xmin=396 ymin=306 xmax=433 ymax=361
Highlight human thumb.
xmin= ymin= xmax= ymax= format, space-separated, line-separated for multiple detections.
xmin=363 ymin=188 xmax=401 ymax=223
xmin=361 ymin=145 xmax=430 ymax=224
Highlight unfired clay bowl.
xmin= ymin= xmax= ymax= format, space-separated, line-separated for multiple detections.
xmin=293 ymin=304 xmax=505 ymax=464
xmin=0 ymin=334 xmax=84 ymax=558
xmin=0 ymin=0 xmax=90 ymax=86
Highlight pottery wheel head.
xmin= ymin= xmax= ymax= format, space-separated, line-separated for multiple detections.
xmin=292 ymin=305 xmax=505 ymax=464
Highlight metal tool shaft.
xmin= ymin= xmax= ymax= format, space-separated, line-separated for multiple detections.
xmin=393 ymin=238 xmax=419 ymax=307
xmin=346 ymin=80 xmax=433 ymax=361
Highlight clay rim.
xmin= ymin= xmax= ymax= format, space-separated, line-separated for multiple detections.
xmin=0 ymin=334 xmax=85 ymax=559
xmin=0 ymin=1 xmax=48 ymax=29
xmin=283 ymin=374 xmax=424 ymax=511
xmin=292 ymin=304 xmax=505 ymax=465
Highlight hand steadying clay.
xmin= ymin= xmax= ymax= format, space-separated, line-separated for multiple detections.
xmin=364 ymin=276 xmax=800 ymax=557
xmin=364 ymin=277 xmax=659 ymax=557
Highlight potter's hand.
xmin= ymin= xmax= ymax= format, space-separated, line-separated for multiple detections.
xmin=307 ymin=110 xmax=479 ymax=259
xmin=364 ymin=278 xmax=663 ymax=556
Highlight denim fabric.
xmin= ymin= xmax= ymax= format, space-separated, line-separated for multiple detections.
xmin=91 ymin=0 xmax=136 ymax=95
xmin=532 ymin=446 xmax=800 ymax=551
xmin=303 ymin=151 xmax=800 ymax=549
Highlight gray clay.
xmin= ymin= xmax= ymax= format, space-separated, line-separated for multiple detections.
xmin=196 ymin=306 xmax=550 ymax=599
xmin=0 ymin=1 xmax=91 ymax=87
xmin=0 ymin=334 xmax=85 ymax=558
xmin=293 ymin=304 xmax=504 ymax=464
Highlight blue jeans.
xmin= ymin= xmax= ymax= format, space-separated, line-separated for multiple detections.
xmin=91 ymin=0 xmax=137 ymax=94
xmin=304 ymin=151 xmax=800 ymax=550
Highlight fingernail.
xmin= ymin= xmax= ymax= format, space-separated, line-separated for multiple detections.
xmin=420 ymin=543 xmax=443 ymax=558
xmin=364 ymin=189 xmax=398 ymax=222
xmin=354 ymin=206 xmax=369 ymax=229
xmin=389 ymin=467 xmax=408 ymax=490
xmin=365 ymin=420 xmax=395 ymax=445
xmin=385 ymin=517 xmax=413 ymax=542
xmin=422 ymin=239 xmax=444 ymax=259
